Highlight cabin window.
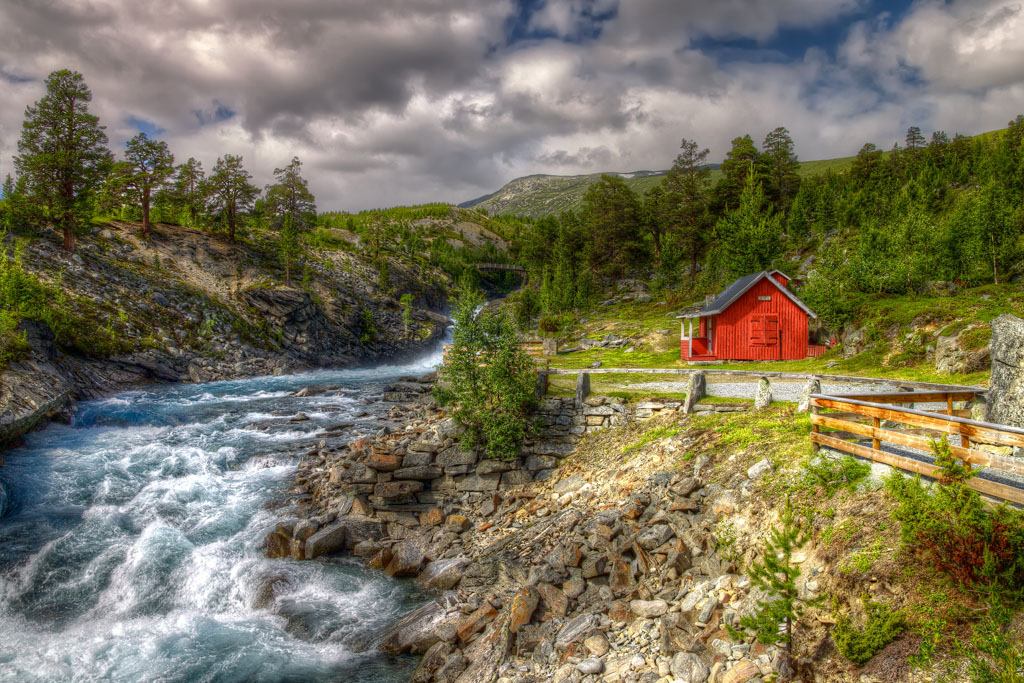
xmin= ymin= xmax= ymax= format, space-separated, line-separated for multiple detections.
xmin=750 ymin=315 xmax=780 ymax=346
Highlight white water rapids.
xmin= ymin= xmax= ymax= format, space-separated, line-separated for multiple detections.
xmin=0 ymin=344 xmax=448 ymax=682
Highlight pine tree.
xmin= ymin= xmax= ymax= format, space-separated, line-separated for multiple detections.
xmin=14 ymin=69 xmax=111 ymax=251
xmin=663 ymin=137 xmax=712 ymax=275
xmin=762 ymin=126 xmax=801 ymax=208
xmin=122 ymin=132 xmax=175 ymax=237
xmin=714 ymin=165 xmax=782 ymax=278
xmin=205 ymin=154 xmax=258 ymax=241
xmin=739 ymin=500 xmax=820 ymax=680
xmin=172 ymin=158 xmax=206 ymax=227
xmin=716 ymin=134 xmax=763 ymax=210
xmin=265 ymin=157 xmax=316 ymax=284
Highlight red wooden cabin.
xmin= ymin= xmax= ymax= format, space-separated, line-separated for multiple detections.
xmin=681 ymin=270 xmax=822 ymax=361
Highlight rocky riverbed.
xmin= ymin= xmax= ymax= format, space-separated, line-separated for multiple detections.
xmin=268 ymin=379 xmax=811 ymax=683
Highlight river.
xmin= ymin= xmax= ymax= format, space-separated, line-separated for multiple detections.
xmin=0 ymin=346 xmax=448 ymax=682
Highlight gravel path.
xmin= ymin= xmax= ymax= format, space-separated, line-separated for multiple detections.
xmin=621 ymin=378 xmax=904 ymax=401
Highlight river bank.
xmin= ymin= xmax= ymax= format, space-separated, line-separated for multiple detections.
xmin=0 ymin=346 xmax=459 ymax=681
xmin=0 ymin=220 xmax=455 ymax=450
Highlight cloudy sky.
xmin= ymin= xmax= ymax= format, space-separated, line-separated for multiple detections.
xmin=1 ymin=0 xmax=1023 ymax=211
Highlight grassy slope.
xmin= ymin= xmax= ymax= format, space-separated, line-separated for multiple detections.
xmin=594 ymin=406 xmax=1024 ymax=679
xmin=473 ymin=153 xmax=855 ymax=218
xmin=543 ymin=282 xmax=1024 ymax=387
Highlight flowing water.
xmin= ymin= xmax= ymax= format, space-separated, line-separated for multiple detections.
xmin=0 ymin=345 xmax=447 ymax=682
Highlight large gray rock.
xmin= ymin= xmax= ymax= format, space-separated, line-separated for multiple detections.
xmin=682 ymin=371 xmax=706 ymax=414
xmin=380 ymin=592 xmax=461 ymax=654
xmin=797 ymin=376 xmax=820 ymax=413
xmin=989 ymin=315 xmax=1024 ymax=428
xmin=304 ymin=518 xmax=385 ymax=559
xmin=754 ymin=377 xmax=772 ymax=410
xmin=556 ymin=613 xmax=599 ymax=648
xmin=418 ymin=557 xmax=471 ymax=591
xmin=385 ymin=537 xmax=427 ymax=577
xmin=670 ymin=652 xmax=710 ymax=682
xmin=936 ymin=331 xmax=990 ymax=375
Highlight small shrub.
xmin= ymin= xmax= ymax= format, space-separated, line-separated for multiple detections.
xmin=359 ymin=307 xmax=376 ymax=344
xmin=803 ymin=455 xmax=871 ymax=496
xmin=738 ymin=499 xmax=822 ymax=675
xmin=885 ymin=436 xmax=1024 ymax=591
xmin=833 ymin=598 xmax=906 ymax=666
xmin=538 ymin=314 xmax=560 ymax=335
xmin=967 ymin=604 xmax=1024 ymax=682
xmin=433 ymin=285 xmax=539 ymax=460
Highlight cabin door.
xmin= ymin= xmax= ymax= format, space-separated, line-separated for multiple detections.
xmin=750 ymin=314 xmax=781 ymax=360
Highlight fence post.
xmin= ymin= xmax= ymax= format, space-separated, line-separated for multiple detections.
xmin=872 ymin=416 xmax=881 ymax=451
xmin=811 ymin=398 xmax=820 ymax=453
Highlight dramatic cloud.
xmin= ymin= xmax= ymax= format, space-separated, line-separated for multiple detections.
xmin=1 ymin=0 xmax=1022 ymax=210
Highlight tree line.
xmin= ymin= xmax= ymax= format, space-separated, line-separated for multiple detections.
xmin=510 ymin=117 xmax=1024 ymax=330
xmin=1 ymin=69 xmax=316 ymax=284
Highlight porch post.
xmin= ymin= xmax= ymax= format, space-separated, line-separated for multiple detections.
xmin=688 ymin=318 xmax=693 ymax=359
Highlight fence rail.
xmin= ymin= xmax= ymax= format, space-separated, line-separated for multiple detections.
xmin=809 ymin=390 xmax=1024 ymax=505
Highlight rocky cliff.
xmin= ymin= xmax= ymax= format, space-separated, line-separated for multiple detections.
xmin=0 ymin=221 xmax=453 ymax=447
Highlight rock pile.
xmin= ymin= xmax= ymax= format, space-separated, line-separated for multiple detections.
xmin=267 ymin=379 xmax=785 ymax=683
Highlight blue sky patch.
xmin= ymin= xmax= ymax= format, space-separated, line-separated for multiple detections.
xmin=192 ymin=101 xmax=236 ymax=126
xmin=125 ymin=115 xmax=166 ymax=138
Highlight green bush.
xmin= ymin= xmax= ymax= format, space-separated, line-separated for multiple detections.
xmin=433 ymin=285 xmax=538 ymax=460
xmin=885 ymin=436 xmax=1024 ymax=591
xmin=833 ymin=598 xmax=905 ymax=665
xmin=802 ymin=455 xmax=871 ymax=496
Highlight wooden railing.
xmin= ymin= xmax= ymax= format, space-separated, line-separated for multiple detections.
xmin=809 ymin=390 xmax=1024 ymax=505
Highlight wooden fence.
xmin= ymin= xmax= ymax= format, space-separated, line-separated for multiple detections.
xmin=809 ymin=390 xmax=1024 ymax=505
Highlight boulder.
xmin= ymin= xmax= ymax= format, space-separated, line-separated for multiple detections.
xmin=393 ymin=465 xmax=443 ymax=480
xmin=721 ymin=659 xmax=761 ymax=683
xmin=935 ymin=332 xmax=990 ymax=375
xmin=629 ymin=599 xmax=668 ymax=618
xmin=754 ymin=377 xmax=772 ymax=410
xmin=418 ymin=557 xmax=471 ymax=591
xmin=385 ymin=537 xmax=427 ymax=577
xmin=670 ymin=652 xmax=710 ymax=683
xmin=988 ymin=315 xmax=1024 ymax=428
xmin=797 ymin=376 xmax=820 ymax=413
xmin=556 ymin=613 xmax=599 ymax=648
xmin=304 ymin=518 xmax=385 ymax=559
xmin=682 ymin=371 xmax=706 ymax=414
xmin=380 ymin=592 xmax=461 ymax=654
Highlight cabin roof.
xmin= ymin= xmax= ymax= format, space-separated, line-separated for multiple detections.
xmin=682 ymin=270 xmax=817 ymax=319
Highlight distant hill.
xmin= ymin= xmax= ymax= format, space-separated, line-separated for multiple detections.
xmin=459 ymin=170 xmax=678 ymax=218
xmin=462 ymin=154 xmax=865 ymax=217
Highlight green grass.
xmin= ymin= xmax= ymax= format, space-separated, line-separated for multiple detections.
xmin=545 ymin=282 xmax=1018 ymax=387
xmin=622 ymin=424 xmax=682 ymax=456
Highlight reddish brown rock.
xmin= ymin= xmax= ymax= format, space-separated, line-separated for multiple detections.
xmin=457 ymin=602 xmax=498 ymax=643
xmin=508 ymin=587 xmax=540 ymax=632
xmin=444 ymin=514 xmax=471 ymax=533
xmin=607 ymin=600 xmax=633 ymax=623
xmin=264 ymin=529 xmax=291 ymax=558
xmin=384 ymin=538 xmax=426 ymax=577
xmin=536 ymin=582 xmax=568 ymax=621
xmin=366 ymin=451 xmax=402 ymax=471
xmin=368 ymin=547 xmax=393 ymax=570
xmin=420 ymin=507 xmax=445 ymax=527
xmin=608 ymin=560 xmax=635 ymax=593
